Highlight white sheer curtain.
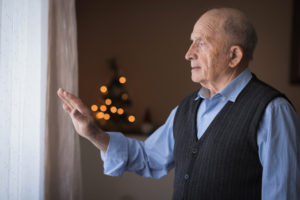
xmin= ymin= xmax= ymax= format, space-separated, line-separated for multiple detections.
xmin=0 ymin=0 xmax=82 ymax=199
xmin=44 ymin=0 xmax=82 ymax=199
xmin=0 ymin=0 xmax=48 ymax=199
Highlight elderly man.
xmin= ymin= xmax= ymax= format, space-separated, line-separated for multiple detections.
xmin=58 ymin=8 xmax=300 ymax=200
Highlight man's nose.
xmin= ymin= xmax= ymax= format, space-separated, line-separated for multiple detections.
xmin=185 ymin=44 xmax=197 ymax=61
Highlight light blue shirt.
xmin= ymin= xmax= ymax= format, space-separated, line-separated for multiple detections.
xmin=101 ymin=68 xmax=300 ymax=199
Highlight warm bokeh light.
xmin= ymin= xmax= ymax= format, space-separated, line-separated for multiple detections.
xmin=119 ymin=76 xmax=126 ymax=84
xmin=100 ymin=85 xmax=108 ymax=93
xmin=128 ymin=115 xmax=135 ymax=123
xmin=121 ymin=93 xmax=128 ymax=100
xmin=117 ymin=108 xmax=124 ymax=115
xmin=96 ymin=112 xmax=104 ymax=119
xmin=91 ymin=105 xmax=98 ymax=112
xmin=110 ymin=106 xmax=117 ymax=113
xmin=105 ymin=98 xmax=112 ymax=105
xmin=100 ymin=105 xmax=107 ymax=112
xmin=104 ymin=113 xmax=110 ymax=120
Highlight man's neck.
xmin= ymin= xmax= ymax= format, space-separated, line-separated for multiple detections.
xmin=201 ymin=66 xmax=247 ymax=98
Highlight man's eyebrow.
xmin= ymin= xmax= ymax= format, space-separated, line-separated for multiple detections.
xmin=190 ymin=36 xmax=203 ymax=41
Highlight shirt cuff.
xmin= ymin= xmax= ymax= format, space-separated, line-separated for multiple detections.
xmin=100 ymin=132 xmax=128 ymax=176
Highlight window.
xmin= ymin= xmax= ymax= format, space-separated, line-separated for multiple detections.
xmin=0 ymin=0 xmax=48 ymax=199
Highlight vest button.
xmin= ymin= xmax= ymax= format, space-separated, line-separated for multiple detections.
xmin=184 ymin=174 xmax=189 ymax=180
xmin=192 ymin=148 xmax=197 ymax=154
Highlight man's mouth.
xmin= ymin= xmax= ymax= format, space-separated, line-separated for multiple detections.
xmin=191 ymin=66 xmax=201 ymax=70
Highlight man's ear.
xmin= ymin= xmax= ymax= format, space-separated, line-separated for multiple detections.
xmin=228 ymin=45 xmax=243 ymax=68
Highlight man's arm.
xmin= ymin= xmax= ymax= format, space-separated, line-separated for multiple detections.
xmin=101 ymin=107 xmax=177 ymax=178
xmin=57 ymin=88 xmax=176 ymax=178
xmin=257 ymin=97 xmax=300 ymax=200
xmin=57 ymin=88 xmax=109 ymax=152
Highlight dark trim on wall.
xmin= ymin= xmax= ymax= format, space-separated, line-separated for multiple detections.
xmin=290 ymin=0 xmax=300 ymax=84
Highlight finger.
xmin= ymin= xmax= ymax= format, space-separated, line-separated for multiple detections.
xmin=58 ymin=88 xmax=90 ymax=116
xmin=63 ymin=103 xmax=72 ymax=113
xmin=57 ymin=88 xmax=77 ymax=110
xmin=64 ymin=90 xmax=91 ymax=116
xmin=57 ymin=88 xmax=75 ymax=110
xmin=57 ymin=88 xmax=74 ymax=109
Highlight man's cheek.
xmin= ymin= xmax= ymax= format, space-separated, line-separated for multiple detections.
xmin=206 ymin=56 xmax=214 ymax=70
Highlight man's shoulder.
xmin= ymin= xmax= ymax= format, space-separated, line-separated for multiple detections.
xmin=238 ymin=74 xmax=283 ymax=102
xmin=250 ymin=74 xmax=282 ymax=94
xmin=250 ymin=75 xmax=295 ymax=108
xmin=267 ymin=96 xmax=295 ymax=112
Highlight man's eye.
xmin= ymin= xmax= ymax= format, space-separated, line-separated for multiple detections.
xmin=196 ymin=40 xmax=205 ymax=48
xmin=199 ymin=41 xmax=205 ymax=46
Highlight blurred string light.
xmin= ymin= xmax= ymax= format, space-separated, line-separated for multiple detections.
xmin=128 ymin=115 xmax=135 ymax=123
xmin=117 ymin=108 xmax=124 ymax=115
xmin=119 ymin=76 xmax=126 ymax=84
xmin=96 ymin=112 xmax=104 ymax=119
xmin=110 ymin=106 xmax=117 ymax=113
xmin=121 ymin=93 xmax=128 ymax=100
xmin=105 ymin=98 xmax=112 ymax=105
xmin=91 ymin=105 xmax=98 ymax=112
xmin=100 ymin=85 xmax=107 ymax=94
xmin=100 ymin=105 xmax=107 ymax=112
xmin=104 ymin=113 xmax=110 ymax=120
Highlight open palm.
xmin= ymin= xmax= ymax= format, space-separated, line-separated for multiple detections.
xmin=57 ymin=88 xmax=99 ymax=140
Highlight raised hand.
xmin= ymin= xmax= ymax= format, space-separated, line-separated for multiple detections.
xmin=57 ymin=88 xmax=109 ymax=152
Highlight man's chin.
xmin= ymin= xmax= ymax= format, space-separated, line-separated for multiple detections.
xmin=191 ymin=75 xmax=204 ymax=84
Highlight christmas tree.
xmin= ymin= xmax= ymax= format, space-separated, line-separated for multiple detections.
xmin=90 ymin=58 xmax=136 ymax=132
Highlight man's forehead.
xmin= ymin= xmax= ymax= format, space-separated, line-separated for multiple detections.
xmin=190 ymin=16 xmax=220 ymax=41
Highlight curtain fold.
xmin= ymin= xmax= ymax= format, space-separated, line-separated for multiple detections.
xmin=45 ymin=0 xmax=82 ymax=199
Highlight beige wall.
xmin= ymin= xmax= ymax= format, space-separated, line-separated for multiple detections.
xmin=77 ymin=0 xmax=300 ymax=199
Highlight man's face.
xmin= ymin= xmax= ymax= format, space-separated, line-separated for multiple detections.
xmin=185 ymin=13 xmax=230 ymax=86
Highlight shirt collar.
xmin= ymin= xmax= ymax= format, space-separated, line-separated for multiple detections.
xmin=195 ymin=68 xmax=252 ymax=102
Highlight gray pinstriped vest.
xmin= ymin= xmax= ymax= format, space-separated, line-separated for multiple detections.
xmin=173 ymin=75 xmax=286 ymax=200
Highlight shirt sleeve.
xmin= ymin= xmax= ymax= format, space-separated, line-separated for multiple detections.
xmin=257 ymin=97 xmax=300 ymax=200
xmin=100 ymin=107 xmax=177 ymax=179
